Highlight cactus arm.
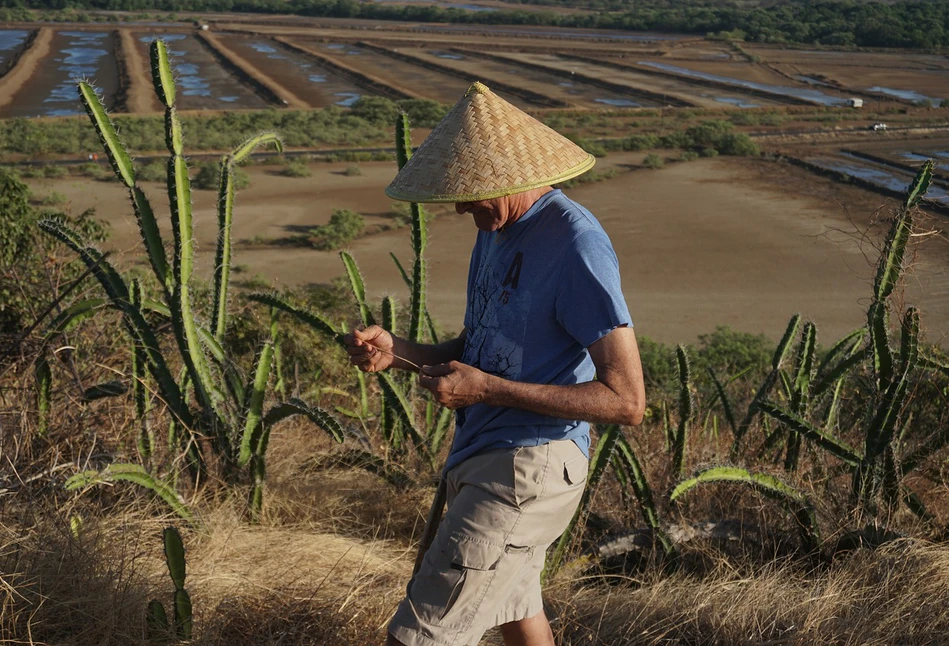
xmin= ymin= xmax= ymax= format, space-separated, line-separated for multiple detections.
xmin=35 ymin=354 xmax=51 ymax=437
xmin=409 ymin=203 xmax=428 ymax=343
xmin=78 ymin=81 xmax=135 ymax=187
xmin=77 ymin=80 xmax=170 ymax=291
xmin=396 ymin=112 xmax=413 ymax=169
xmin=377 ymin=372 xmax=429 ymax=461
xmin=815 ymin=328 xmax=865 ymax=380
xmin=150 ymin=40 xmax=176 ymax=107
xmin=212 ymin=155 xmax=235 ymax=342
xmin=130 ymin=279 xmax=153 ymax=461
xmin=708 ymin=367 xmax=738 ymax=439
xmin=429 ymin=406 xmax=454 ymax=456
xmin=66 ymin=464 xmax=194 ymax=522
xmin=758 ymin=401 xmax=860 ymax=466
xmin=672 ymin=345 xmax=692 ymax=477
xmin=670 ymin=466 xmax=819 ymax=552
xmin=44 ymin=298 xmax=107 ymax=337
xmin=239 ymin=342 xmax=274 ymax=467
xmin=732 ymin=313 xmax=801 ymax=455
xmin=904 ymin=158 xmax=934 ymax=210
xmin=232 ymin=131 xmax=283 ymax=163
xmin=340 ymin=251 xmax=376 ymax=327
xmin=248 ymin=292 xmax=341 ymax=343
xmin=262 ymin=398 xmax=345 ymax=443
xmin=38 ymin=219 xmax=190 ymax=428
xmin=162 ymin=527 xmax=187 ymax=590
xmin=382 ymin=295 xmax=397 ymax=333
xmin=173 ymin=589 xmax=193 ymax=640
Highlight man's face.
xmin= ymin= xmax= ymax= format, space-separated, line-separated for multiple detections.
xmin=455 ymin=197 xmax=510 ymax=232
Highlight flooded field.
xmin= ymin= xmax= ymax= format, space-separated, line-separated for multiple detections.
xmin=219 ymin=36 xmax=368 ymax=107
xmin=807 ymin=153 xmax=949 ymax=208
xmin=399 ymin=47 xmax=658 ymax=109
xmin=134 ymin=32 xmax=267 ymax=110
xmin=301 ymin=40 xmax=469 ymax=104
xmin=637 ymin=61 xmax=854 ymax=107
xmin=506 ymin=53 xmax=782 ymax=108
xmin=1 ymin=30 xmax=118 ymax=118
xmin=0 ymin=29 xmax=30 ymax=71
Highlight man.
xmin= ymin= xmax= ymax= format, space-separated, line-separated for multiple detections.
xmin=345 ymin=82 xmax=645 ymax=646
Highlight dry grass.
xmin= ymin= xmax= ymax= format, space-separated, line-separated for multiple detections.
xmin=548 ymin=541 xmax=949 ymax=645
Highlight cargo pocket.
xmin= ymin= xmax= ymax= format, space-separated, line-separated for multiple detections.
xmin=439 ymin=532 xmax=505 ymax=626
xmin=563 ymin=454 xmax=589 ymax=486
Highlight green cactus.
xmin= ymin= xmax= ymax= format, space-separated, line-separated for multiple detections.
xmin=146 ymin=527 xmax=191 ymax=642
xmin=34 ymin=353 xmax=51 ymax=437
xmin=48 ymin=43 xmax=340 ymax=522
xmin=671 ymin=466 xmax=820 ymax=553
xmin=672 ymin=345 xmax=692 ymax=478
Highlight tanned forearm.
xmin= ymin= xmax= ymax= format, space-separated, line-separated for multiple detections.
xmin=481 ymin=376 xmax=644 ymax=427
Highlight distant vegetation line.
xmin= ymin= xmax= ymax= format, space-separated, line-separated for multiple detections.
xmin=1 ymin=0 xmax=949 ymax=48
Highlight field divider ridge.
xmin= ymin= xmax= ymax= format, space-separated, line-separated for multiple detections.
xmin=194 ymin=31 xmax=304 ymax=108
xmin=0 ymin=27 xmax=52 ymax=113
xmin=560 ymin=53 xmax=820 ymax=107
xmin=274 ymin=37 xmax=420 ymax=101
xmin=356 ymin=42 xmax=572 ymax=109
xmin=449 ymin=47 xmax=695 ymax=108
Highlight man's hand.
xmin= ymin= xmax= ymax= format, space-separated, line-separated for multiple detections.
xmin=418 ymin=361 xmax=491 ymax=409
xmin=344 ymin=325 xmax=394 ymax=373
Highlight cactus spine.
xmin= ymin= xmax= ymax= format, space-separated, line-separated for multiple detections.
xmin=396 ymin=112 xmax=429 ymax=343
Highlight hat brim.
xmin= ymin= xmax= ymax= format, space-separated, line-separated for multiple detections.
xmin=385 ymin=153 xmax=596 ymax=203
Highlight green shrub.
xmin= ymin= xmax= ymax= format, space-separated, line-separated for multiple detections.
xmin=344 ymin=165 xmax=362 ymax=177
xmin=700 ymin=147 xmax=719 ymax=158
xmin=137 ymin=159 xmax=166 ymax=182
xmin=192 ymin=162 xmax=250 ymax=190
xmin=282 ymin=161 xmax=312 ymax=178
xmin=41 ymin=191 xmax=67 ymax=205
xmin=621 ymin=134 xmax=660 ymax=151
xmin=679 ymin=150 xmax=699 ymax=162
xmin=43 ymin=165 xmax=68 ymax=179
xmin=309 ymin=209 xmax=364 ymax=250
xmin=642 ymin=153 xmax=664 ymax=169
xmin=716 ymin=133 xmax=759 ymax=156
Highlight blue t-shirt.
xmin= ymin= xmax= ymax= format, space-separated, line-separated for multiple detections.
xmin=445 ymin=189 xmax=632 ymax=471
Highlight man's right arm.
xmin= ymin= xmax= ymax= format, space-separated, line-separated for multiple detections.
xmin=344 ymin=326 xmax=466 ymax=373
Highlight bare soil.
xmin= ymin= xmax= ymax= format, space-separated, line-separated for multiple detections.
xmin=34 ymin=155 xmax=949 ymax=346
xmin=117 ymin=27 xmax=160 ymax=113
xmin=0 ymin=27 xmax=51 ymax=114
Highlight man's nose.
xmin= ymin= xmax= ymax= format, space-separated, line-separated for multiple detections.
xmin=455 ymin=202 xmax=471 ymax=215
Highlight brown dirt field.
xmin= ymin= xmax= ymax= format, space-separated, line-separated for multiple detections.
xmin=200 ymin=31 xmax=308 ymax=108
xmin=34 ymin=155 xmax=949 ymax=346
xmin=0 ymin=26 xmax=51 ymax=113
xmin=117 ymin=27 xmax=160 ymax=113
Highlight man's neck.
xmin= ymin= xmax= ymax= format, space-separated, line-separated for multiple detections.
xmin=503 ymin=186 xmax=554 ymax=229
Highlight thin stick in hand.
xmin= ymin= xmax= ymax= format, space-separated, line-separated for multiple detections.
xmin=369 ymin=346 xmax=423 ymax=373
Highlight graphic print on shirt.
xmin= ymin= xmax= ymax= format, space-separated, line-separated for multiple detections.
xmin=464 ymin=249 xmax=530 ymax=381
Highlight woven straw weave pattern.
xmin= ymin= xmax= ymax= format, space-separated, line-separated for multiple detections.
xmin=386 ymin=83 xmax=595 ymax=203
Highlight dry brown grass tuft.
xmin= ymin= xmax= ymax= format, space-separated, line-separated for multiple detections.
xmin=547 ymin=540 xmax=949 ymax=645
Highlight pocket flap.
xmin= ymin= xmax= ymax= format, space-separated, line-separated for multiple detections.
xmin=447 ymin=533 xmax=503 ymax=571
xmin=563 ymin=455 xmax=589 ymax=485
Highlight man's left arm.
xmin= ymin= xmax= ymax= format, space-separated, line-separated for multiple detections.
xmin=418 ymin=325 xmax=646 ymax=426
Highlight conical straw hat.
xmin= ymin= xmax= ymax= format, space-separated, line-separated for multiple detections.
xmin=386 ymin=82 xmax=595 ymax=203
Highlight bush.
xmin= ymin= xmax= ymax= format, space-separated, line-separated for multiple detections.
xmin=621 ymin=134 xmax=660 ymax=151
xmin=679 ymin=150 xmax=699 ymax=162
xmin=700 ymin=147 xmax=719 ymax=158
xmin=343 ymin=165 xmax=362 ymax=177
xmin=309 ymin=209 xmax=364 ymax=250
xmin=191 ymin=161 xmax=251 ymax=191
xmin=137 ymin=159 xmax=166 ymax=182
xmin=282 ymin=161 xmax=312 ymax=178
xmin=40 ymin=191 xmax=67 ymax=205
xmin=716 ymin=133 xmax=759 ymax=156
xmin=642 ymin=153 xmax=664 ymax=169
xmin=42 ymin=165 xmax=68 ymax=179
xmin=350 ymin=96 xmax=401 ymax=125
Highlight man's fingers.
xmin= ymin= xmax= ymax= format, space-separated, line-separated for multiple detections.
xmin=420 ymin=363 xmax=454 ymax=377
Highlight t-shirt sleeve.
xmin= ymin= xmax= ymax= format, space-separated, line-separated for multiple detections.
xmin=554 ymin=229 xmax=633 ymax=348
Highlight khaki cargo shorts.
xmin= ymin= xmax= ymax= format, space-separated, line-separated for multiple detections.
xmin=389 ymin=439 xmax=588 ymax=646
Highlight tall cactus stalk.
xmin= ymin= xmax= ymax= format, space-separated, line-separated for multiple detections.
xmin=396 ymin=112 xmax=429 ymax=343
xmin=130 ymin=278 xmax=154 ymax=461
xmin=784 ymin=321 xmax=817 ymax=471
xmin=672 ymin=345 xmax=693 ymax=478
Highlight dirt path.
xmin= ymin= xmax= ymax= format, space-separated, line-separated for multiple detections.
xmin=0 ymin=27 xmax=52 ymax=111
xmin=198 ymin=32 xmax=309 ymax=109
xmin=118 ymin=28 xmax=161 ymax=113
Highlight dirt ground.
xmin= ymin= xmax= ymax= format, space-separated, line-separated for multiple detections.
xmin=0 ymin=26 xmax=50 ymax=114
xmin=33 ymin=155 xmax=949 ymax=347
